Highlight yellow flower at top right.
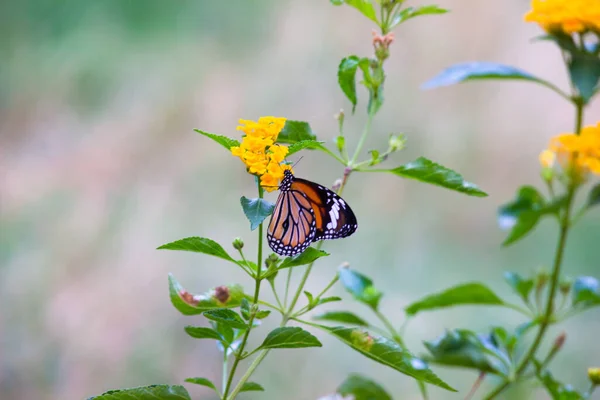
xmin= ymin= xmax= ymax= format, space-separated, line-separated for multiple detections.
xmin=525 ymin=0 xmax=600 ymax=34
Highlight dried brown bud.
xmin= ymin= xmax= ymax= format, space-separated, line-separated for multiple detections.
xmin=213 ymin=286 xmax=230 ymax=304
xmin=179 ymin=290 xmax=199 ymax=306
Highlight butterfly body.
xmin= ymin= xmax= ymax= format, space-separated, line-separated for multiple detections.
xmin=267 ymin=170 xmax=357 ymax=256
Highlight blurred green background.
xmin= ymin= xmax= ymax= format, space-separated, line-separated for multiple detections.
xmin=1 ymin=0 xmax=599 ymax=399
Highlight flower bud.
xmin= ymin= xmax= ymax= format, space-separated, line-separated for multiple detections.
xmin=559 ymin=278 xmax=572 ymax=296
xmin=232 ymin=237 xmax=244 ymax=250
xmin=213 ymin=286 xmax=230 ymax=304
xmin=334 ymin=109 xmax=345 ymax=123
xmin=265 ymin=253 xmax=279 ymax=269
xmin=332 ymin=179 xmax=342 ymax=192
xmin=588 ymin=367 xmax=600 ymax=385
xmin=389 ymin=134 xmax=406 ymax=152
xmin=536 ymin=267 xmax=550 ymax=291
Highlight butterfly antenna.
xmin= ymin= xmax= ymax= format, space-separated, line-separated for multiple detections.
xmin=290 ymin=156 xmax=304 ymax=169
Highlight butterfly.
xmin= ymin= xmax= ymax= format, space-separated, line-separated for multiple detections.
xmin=267 ymin=169 xmax=358 ymax=256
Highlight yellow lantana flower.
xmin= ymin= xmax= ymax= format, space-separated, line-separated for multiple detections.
xmin=524 ymin=0 xmax=600 ymax=34
xmin=230 ymin=117 xmax=292 ymax=192
xmin=539 ymin=122 xmax=600 ymax=178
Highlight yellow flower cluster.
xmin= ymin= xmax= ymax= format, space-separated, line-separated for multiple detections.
xmin=540 ymin=122 xmax=600 ymax=177
xmin=231 ymin=117 xmax=292 ymax=192
xmin=524 ymin=0 xmax=600 ymax=34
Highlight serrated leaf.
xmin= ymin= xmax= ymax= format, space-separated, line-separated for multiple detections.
xmin=339 ymin=268 xmax=382 ymax=310
xmin=385 ymin=157 xmax=487 ymax=197
xmin=317 ymin=325 xmax=456 ymax=391
xmin=239 ymin=382 xmax=265 ymax=393
xmin=168 ymin=275 xmax=247 ymax=316
xmin=422 ymin=62 xmax=555 ymax=90
xmin=258 ymin=327 xmax=322 ymax=350
xmin=240 ymin=197 xmax=275 ymax=231
xmin=279 ymin=248 xmax=329 ymax=270
xmin=405 ymin=282 xmax=504 ymax=316
xmin=87 ymin=385 xmax=191 ymax=400
xmin=278 ymin=120 xmax=316 ymax=144
xmin=392 ymin=5 xmax=448 ymax=27
xmin=213 ymin=321 xmax=234 ymax=345
xmin=314 ymin=311 xmax=370 ymax=327
xmin=194 ymin=129 xmax=240 ymax=150
xmin=587 ymin=183 xmax=600 ymax=208
xmin=572 ymin=276 xmax=600 ymax=308
xmin=288 ymin=140 xmax=325 ymax=155
xmin=184 ymin=378 xmax=218 ymax=393
xmin=568 ymin=51 xmax=600 ymax=103
xmin=338 ymin=56 xmax=361 ymax=113
xmin=337 ymin=374 xmax=392 ymax=400
xmin=504 ymin=272 xmax=534 ymax=304
xmin=332 ymin=0 xmax=378 ymax=23
xmin=423 ymin=329 xmax=508 ymax=375
xmin=184 ymin=326 xmax=222 ymax=341
xmin=203 ymin=309 xmax=248 ymax=330
xmin=158 ymin=237 xmax=235 ymax=262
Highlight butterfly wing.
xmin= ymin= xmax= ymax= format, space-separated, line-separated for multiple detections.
xmin=289 ymin=178 xmax=358 ymax=241
xmin=267 ymin=189 xmax=317 ymax=256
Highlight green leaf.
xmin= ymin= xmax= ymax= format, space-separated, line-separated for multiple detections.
xmin=288 ymin=140 xmax=326 ymax=156
xmin=194 ymin=129 xmax=240 ymax=151
xmin=392 ymin=5 xmax=448 ymax=27
xmin=240 ymin=298 xmax=251 ymax=320
xmin=279 ymin=248 xmax=329 ymax=270
xmin=240 ymin=197 xmax=275 ymax=231
xmin=331 ymin=0 xmax=378 ymax=24
xmin=87 ymin=385 xmax=191 ymax=400
xmin=317 ymin=325 xmax=456 ymax=391
xmin=423 ymin=329 xmax=508 ymax=375
xmin=572 ymin=276 xmax=600 ymax=308
xmin=239 ymin=382 xmax=265 ymax=393
xmin=423 ymin=62 xmax=557 ymax=90
xmin=369 ymin=149 xmax=381 ymax=165
xmin=168 ymin=275 xmax=247 ymax=316
xmin=314 ymin=311 xmax=370 ymax=327
xmin=203 ymin=309 xmax=248 ymax=330
xmin=278 ymin=120 xmax=316 ymax=144
xmin=504 ymin=272 xmax=534 ymax=304
xmin=338 ymin=56 xmax=361 ymax=113
xmin=184 ymin=326 xmax=222 ymax=341
xmin=385 ymin=157 xmax=487 ymax=197
xmin=587 ymin=183 xmax=600 ymax=208
xmin=184 ymin=378 xmax=218 ymax=393
xmin=568 ymin=51 xmax=600 ymax=103
xmin=339 ymin=268 xmax=382 ymax=310
xmin=212 ymin=321 xmax=234 ymax=345
xmin=304 ymin=291 xmax=314 ymax=305
xmin=258 ymin=327 xmax=322 ymax=350
xmin=315 ymin=296 xmax=343 ymax=306
xmin=337 ymin=374 xmax=392 ymax=400
xmin=255 ymin=310 xmax=271 ymax=319
xmin=498 ymin=186 xmax=562 ymax=246
xmin=158 ymin=237 xmax=235 ymax=262
xmin=538 ymin=370 xmax=584 ymax=400
xmin=405 ymin=282 xmax=504 ymax=316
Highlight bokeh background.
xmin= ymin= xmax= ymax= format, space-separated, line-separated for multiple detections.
xmin=1 ymin=0 xmax=599 ymax=399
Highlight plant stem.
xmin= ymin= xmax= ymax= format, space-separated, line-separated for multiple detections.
xmin=222 ymin=185 xmax=265 ymax=399
xmin=482 ymin=100 xmax=584 ymax=400
xmin=222 ymin=353 xmax=228 ymax=396
xmin=284 ymin=268 xmax=293 ymax=309
xmin=226 ymin=349 xmax=270 ymax=400
xmin=350 ymin=111 xmax=374 ymax=166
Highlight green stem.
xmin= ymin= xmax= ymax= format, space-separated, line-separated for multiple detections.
xmin=226 ymin=349 xmax=270 ymax=400
xmin=349 ymin=111 xmax=374 ymax=166
xmin=222 ymin=185 xmax=265 ymax=399
xmin=482 ymin=100 xmax=584 ymax=400
xmin=221 ymin=353 xmax=228 ymax=396
xmin=269 ymin=280 xmax=284 ymax=311
xmin=374 ymin=308 xmax=406 ymax=348
xmin=284 ymin=267 xmax=293 ymax=309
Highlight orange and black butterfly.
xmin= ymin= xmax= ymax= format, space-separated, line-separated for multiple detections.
xmin=267 ymin=170 xmax=357 ymax=256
